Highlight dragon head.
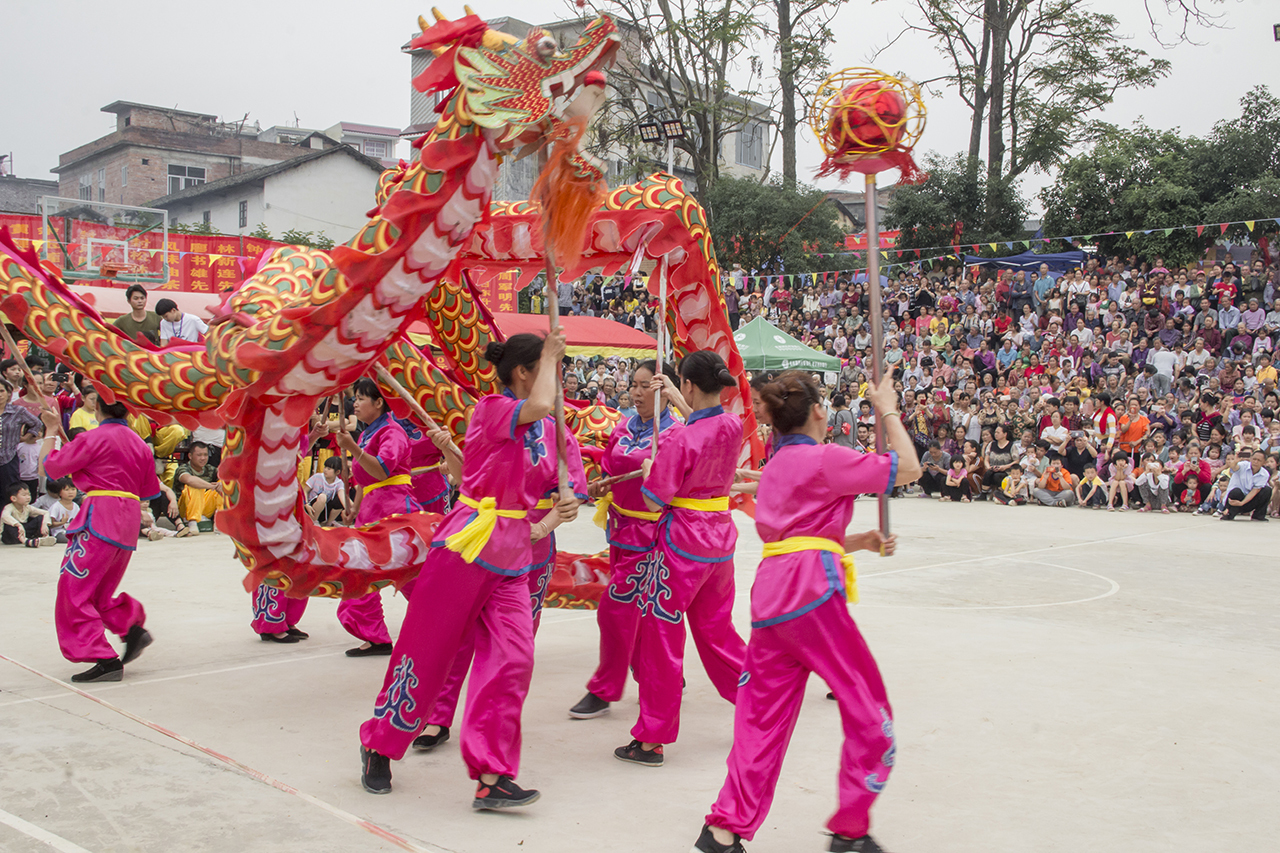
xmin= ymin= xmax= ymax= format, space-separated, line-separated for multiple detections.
xmin=411 ymin=8 xmax=619 ymax=151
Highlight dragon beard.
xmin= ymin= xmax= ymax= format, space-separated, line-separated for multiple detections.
xmin=530 ymin=116 xmax=607 ymax=271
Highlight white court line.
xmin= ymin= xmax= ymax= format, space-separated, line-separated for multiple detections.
xmin=0 ymin=807 xmax=94 ymax=853
xmin=0 ymin=647 xmax=348 ymax=709
xmin=856 ymin=559 xmax=1122 ymax=610
xmin=859 ymin=521 xmax=1216 ymax=579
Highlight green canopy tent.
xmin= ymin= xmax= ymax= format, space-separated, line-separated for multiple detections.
xmin=732 ymin=316 xmax=843 ymax=376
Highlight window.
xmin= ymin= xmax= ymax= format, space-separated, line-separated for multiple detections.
xmin=98 ymin=168 xmax=106 ymax=202
xmin=121 ymin=165 xmax=128 ymax=187
xmin=168 ymin=164 xmax=206 ymax=194
xmin=736 ymin=122 xmax=764 ymax=170
xmin=202 ymin=210 xmax=211 ymax=225
xmin=238 ymin=200 xmax=248 ymax=228
xmin=78 ymin=174 xmax=92 ymax=200
xmin=363 ymin=140 xmax=388 ymax=159
xmin=141 ymin=158 xmax=149 ymax=165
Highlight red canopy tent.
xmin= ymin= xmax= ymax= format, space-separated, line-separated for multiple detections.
xmin=408 ymin=312 xmax=656 ymax=359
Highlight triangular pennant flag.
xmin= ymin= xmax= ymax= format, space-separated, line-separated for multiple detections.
xmin=1163 ymin=229 xmax=1173 ymax=237
xmin=1220 ymin=223 xmax=1228 ymax=235
xmin=1246 ymin=220 xmax=1255 ymax=232
xmin=1125 ymin=231 xmax=1134 ymax=239
xmin=30 ymin=240 xmax=43 ymax=252
xmin=988 ymin=243 xmax=997 ymax=252
xmin=1196 ymin=225 xmax=1205 ymax=237
xmin=1004 ymin=242 xmax=1013 ymax=250
xmin=914 ymin=248 xmax=922 ymax=258
xmin=1143 ymin=230 xmax=1152 ymax=235
xmin=207 ymin=254 xmax=223 ymax=265
xmin=1020 ymin=240 xmax=1030 ymax=248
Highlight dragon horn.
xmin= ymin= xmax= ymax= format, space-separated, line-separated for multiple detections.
xmin=464 ymin=4 xmax=476 ymax=15
xmin=418 ymin=14 xmax=431 ymax=31
xmin=431 ymin=7 xmax=448 ymax=21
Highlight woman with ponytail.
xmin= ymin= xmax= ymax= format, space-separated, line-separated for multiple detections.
xmin=692 ymin=371 xmax=921 ymax=853
xmin=359 ymin=330 xmax=578 ymax=811
xmin=613 ymin=350 xmax=748 ymax=766
xmin=331 ymin=377 xmax=422 ymax=657
xmin=568 ymin=358 xmax=686 ymax=720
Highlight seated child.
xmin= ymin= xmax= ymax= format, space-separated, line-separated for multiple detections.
xmin=1196 ymin=473 xmax=1231 ymax=516
xmin=305 ymin=457 xmax=347 ymax=525
xmin=995 ymin=467 xmax=1032 ymax=505
xmin=2 ymin=483 xmax=53 ymax=547
xmin=939 ymin=455 xmax=970 ymax=502
xmin=45 ymin=478 xmax=80 ymax=544
xmin=1075 ymin=464 xmax=1108 ymax=508
xmin=1177 ymin=473 xmax=1201 ymax=513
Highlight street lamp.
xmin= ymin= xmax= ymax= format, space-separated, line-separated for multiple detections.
xmin=637 ymin=114 xmax=686 ymax=176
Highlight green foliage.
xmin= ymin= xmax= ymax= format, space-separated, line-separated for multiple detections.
xmin=280 ymin=229 xmax=335 ymax=251
xmin=885 ymin=152 xmax=1029 ymax=251
xmin=171 ymin=220 xmax=222 ymax=236
xmin=705 ymin=175 xmax=845 ymax=272
xmin=1040 ymin=86 xmax=1280 ymax=265
xmin=249 ymin=223 xmax=273 ymax=240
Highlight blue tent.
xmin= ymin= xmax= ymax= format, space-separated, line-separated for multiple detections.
xmin=962 ymin=250 xmax=1085 ymax=272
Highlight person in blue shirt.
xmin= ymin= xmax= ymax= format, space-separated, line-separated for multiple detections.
xmin=1222 ymin=450 xmax=1272 ymax=521
xmin=1033 ymin=265 xmax=1056 ymax=314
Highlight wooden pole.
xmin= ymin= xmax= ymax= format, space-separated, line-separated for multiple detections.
xmin=864 ymin=173 xmax=890 ymax=552
xmin=652 ymin=255 xmax=667 ymax=457
xmin=543 ymin=254 xmax=572 ymax=502
xmin=374 ymin=364 xmax=462 ymax=461
xmin=0 ymin=321 xmax=69 ymax=443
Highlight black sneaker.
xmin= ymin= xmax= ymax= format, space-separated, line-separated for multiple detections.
xmin=829 ymin=834 xmax=886 ymax=852
xmin=473 ymin=775 xmax=540 ymax=810
xmin=121 ymin=625 xmax=152 ymax=664
xmin=614 ymin=739 xmax=664 ymax=766
xmin=569 ymin=691 xmax=611 ymax=719
xmin=346 ymin=642 xmax=393 ymax=657
xmin=412 ymin=726 xmax=450 ymax=751
xmin=360 ymin=746 xmax=392 ymax=794
xmin=71 ymin=658 xmax=123 ymax=683
xmin=692 ymin=824 xmax=746 ymax=853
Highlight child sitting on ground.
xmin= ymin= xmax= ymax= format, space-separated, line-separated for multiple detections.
xmin=1134 ymin=454 xmax=1172 ymax=514
xmin=305 ymin=457 xmax=348 ymax=525
xmin=1177 ymin=473 xmax=1202 ymax=513
xmin=1076 ymin=464 xmax=1108 ymax=508
xmin=45 ymin=478 xmax=80 ymax=543
xmin=995 ymin=467 xmax=1032 ymax=505
xmin=939 ymin=455 xmax=970 ymax=502
xmin=1196 ymin=473 xmax=1232 ymax=516
xmin=2 ymin=483 xmax=54 ymax=547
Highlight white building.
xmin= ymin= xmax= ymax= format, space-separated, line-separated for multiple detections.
xmin=148 ymin=145 xmax=385 ymax=242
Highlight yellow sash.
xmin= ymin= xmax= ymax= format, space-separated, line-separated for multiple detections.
xmin=592 ymin=492 xmax=662 ymax=529
xmin=669 ymin=495 xmax=730 ymax=512
xmin=535 ymin=497 xmax=555 ymax=510
xmin=85 ymin=490 xmax=141 ymax=501
xmin=760 ymin=535 xmax=858 ymax=604
xmin=444 ymin=495 xmax=529 ymax=563
xmin=362 ymin=474 xmax=412 ymax=496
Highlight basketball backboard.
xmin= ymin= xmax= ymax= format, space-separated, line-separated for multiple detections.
xmin=38 ymin=196 xmax=169 ymax=286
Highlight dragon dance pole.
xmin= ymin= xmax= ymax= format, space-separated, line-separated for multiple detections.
xmin=543 ymin=254 xmax=572 ymax=501
xmin=652 ymin=255 xmax=667 ymax=457
xmin=864 ymin=173 xmax=890 ymax=546
xmin=374 ymin=365 xmax=463 ymax=461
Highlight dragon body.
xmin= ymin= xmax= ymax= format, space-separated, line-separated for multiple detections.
xmin=0 ymin=10 xmax=758 ymax=600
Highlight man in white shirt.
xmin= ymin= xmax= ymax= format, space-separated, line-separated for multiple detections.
xmin=1223 ymin=450 xmax=1272 ymax=521
xmin=156 ymin=299 xmax=209 ymax=346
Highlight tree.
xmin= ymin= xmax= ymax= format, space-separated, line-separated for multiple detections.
xmin=1039 ymin=86 xmax=1280 ymax=264
xmin=886 ymin=0 xmax=1171 ymax=231
xmin=766 ymin=0 xmax=845 ymax=192
xmin=704 ymin=175 xmax=845 ymax=272
xmin=583 ymin=0 xmax=768 ymax=198
xmin=885 ymin=152 xmax=1028 ymax=252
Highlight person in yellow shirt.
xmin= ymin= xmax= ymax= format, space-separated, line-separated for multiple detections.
xmin=1075 ymin=464 xmax=1107 ymax=508
xmin=1257 ymin=353 xmax=1277 ymax=386
xmin=67 ymin=389 xmax=100 ymax=438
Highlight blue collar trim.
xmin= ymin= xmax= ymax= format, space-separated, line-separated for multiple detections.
xmin=687 ymin=405 xmax=724 ymax=425
xmin=774 ymin=433 xmax=817 ymax=450
xmin=628 ymin=408 xmax=675 ymax=438
xmin=101 ymin=418 xmax=129 ymax=426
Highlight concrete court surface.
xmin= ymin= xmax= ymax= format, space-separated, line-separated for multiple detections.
xmin=0 ymin=500 xmax=1276 ymax=853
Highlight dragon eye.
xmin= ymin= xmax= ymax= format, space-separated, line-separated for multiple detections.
xmin=536 ymin=36 xmax=556 ymax=58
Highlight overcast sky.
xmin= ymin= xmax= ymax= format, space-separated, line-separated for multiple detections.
xmin=4 ymin=0 xmax=1273 ymax=217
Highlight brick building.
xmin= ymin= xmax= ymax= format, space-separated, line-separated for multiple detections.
xmin=53 ymin=102 xmax=313 ymax=208
xmin=0 ymin=175 xmax=59 ymax=214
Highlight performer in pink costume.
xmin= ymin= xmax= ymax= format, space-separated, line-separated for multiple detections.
xmin=412 ymin=416 xmax=586 ymax=751
xmin=569 ymin=359 xmax=684 ymax=719
xmin=360 ymin=331 xmax=577 ymax=810
xmin=251 ymin=584 xmax=308 ymax=643
xmin=409 ymin=427 xmax=451 ymax=513
xmin=335 ymin=378 xmax=423 ymax=657
xmin=614 ymin=350 xmax=748 ymax=766
xmin=37 ymin=399 xmax=161 ymax=682
xmin=693 ymin=370 xmax=920 ymax=853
